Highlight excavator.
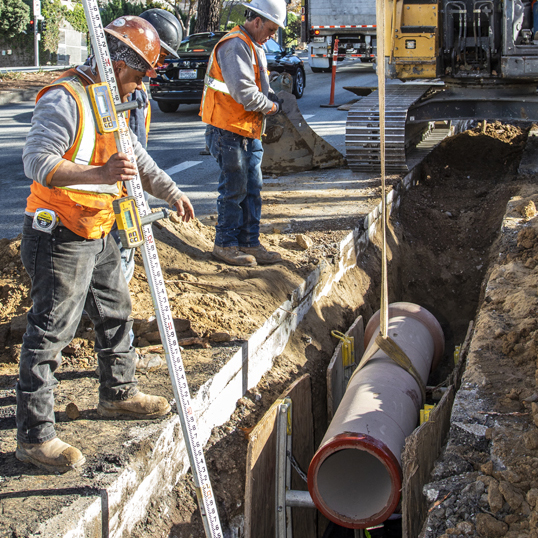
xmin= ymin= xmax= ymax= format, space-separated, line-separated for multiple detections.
xmin=345 ymin=0 xmax=538 ymax=171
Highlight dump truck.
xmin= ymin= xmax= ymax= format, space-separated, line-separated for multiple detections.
xmin=300 ymin=0 xmax=377 ymax=71
xmin=345 ymin=0 xmax=538 ymax=171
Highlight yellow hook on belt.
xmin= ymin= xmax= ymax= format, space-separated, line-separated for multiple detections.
xmin=331 ymin=330 xmax=355 ymax=368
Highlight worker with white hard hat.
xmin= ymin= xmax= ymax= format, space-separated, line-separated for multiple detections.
xmin=200 ymin=0 xmax=287 ymax=267
xmin=16 ymin=16 xmax=194 ymax=474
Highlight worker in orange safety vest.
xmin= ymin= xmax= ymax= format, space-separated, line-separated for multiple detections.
xmin=200 ymin=0 xmax=287 ymax=267
xmin=16 ymin=16 xmax=194 ymax=474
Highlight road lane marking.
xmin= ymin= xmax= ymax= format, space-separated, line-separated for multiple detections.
xmin=164 ymin=161 xmax=202 ymax=176
xmin=302 ymin=114 xmax=315 ymax=119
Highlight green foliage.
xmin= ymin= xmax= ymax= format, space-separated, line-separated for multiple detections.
xmin=0 ymin=0 xmax=30 ymax=38
xmin=99 ymin=0 xmax=146 ymax=27
xmin=283 ymin=11 xmax=300 ymax=46
xmin=64 ymin=2 xmax=87 ymax=34
xmin=40 ymin=0 xmax=63 ymax=53
xmin=220 ymin=2 xmax=244 ymax=31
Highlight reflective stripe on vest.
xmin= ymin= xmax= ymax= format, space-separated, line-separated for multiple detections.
xmin=199 ymin=26 xmax=264 ymax=139
xmin=26 ymin=68 xmax=122 ymax=239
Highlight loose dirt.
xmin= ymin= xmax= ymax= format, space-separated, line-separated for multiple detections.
xmin=1 ymin=101 xmax=537 ymax=537
xmin=0 ymin=70 xmax=66 ymax=92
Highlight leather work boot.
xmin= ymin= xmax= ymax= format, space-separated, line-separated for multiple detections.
xmin=212 ymin=245 xmax=257 ymax=267
xmin=241 ymin=245 xmax=282 ymax=265
xmin=16 ymin=438 xmax=86 ymax=473
xmin=97 ymin=392 xmax=171 ymax=419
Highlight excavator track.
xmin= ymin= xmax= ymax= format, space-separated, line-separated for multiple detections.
xmin=345 ymin=85 xmax=431 ymax=172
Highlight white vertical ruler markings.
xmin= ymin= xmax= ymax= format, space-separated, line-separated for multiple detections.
xmin=79 ymin=1 xmax=223 ymax=536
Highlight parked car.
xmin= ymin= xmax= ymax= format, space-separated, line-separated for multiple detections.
xmin=149 ymin=31 xmax=306 ymax=113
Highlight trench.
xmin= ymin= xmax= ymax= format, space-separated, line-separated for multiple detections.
xmin=132 ymin=123 xmax=529 ymax=538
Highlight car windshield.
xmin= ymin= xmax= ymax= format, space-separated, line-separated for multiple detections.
xmin=177 ymin=33 xmax=224 ymax=53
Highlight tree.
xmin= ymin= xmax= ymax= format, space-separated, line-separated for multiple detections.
xmin=194 ymin=0 xmax=221 ymax=33
xmin=283 ymin=11 xmax=299 ymax=45
xmin=0 ymin=0 xmax=30 ymax=38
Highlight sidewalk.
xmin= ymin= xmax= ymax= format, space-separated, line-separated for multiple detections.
xmin=0 ymin=88 xmax=39 ymax=106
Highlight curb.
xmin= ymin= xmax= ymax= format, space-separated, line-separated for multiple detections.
xmin=0 ymin=89 xmax=39 ymax=106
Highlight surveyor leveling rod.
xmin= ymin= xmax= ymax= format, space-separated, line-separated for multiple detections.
xmin=80 ymin=2 xmax=223 ymax=536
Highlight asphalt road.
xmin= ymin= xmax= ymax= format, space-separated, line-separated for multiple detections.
xmin=0 ymin=55 xmax=379 ymax=239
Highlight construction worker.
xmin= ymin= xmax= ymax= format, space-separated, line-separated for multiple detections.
xmin=200 ymin=0 xmax=286 ymax=267
xmin=113 ymin=9 xmax=183 ymax=286
xmin=16 ymin=16 xmax=194 ymax=474
xmin=131 ymin=8 xmax=184 ymax=148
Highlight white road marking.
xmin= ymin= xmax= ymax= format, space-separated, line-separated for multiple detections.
xmin=302 ymin=114 xmax=315 ymax=119
xmin=164 ymin=161 xmax=202 ymax=176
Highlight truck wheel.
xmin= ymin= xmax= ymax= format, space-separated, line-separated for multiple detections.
xmin=293 ymin=67 xmax=305 ymax=99
xmin=157 ymin=101 xmax=180 ymax=113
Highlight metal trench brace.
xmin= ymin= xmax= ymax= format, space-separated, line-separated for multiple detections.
xmin=275 ymin=399 xmax=368 ymax=538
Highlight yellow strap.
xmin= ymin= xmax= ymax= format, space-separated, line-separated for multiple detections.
xmin=350 ymin=332 xmax=426 ymax=405
xmin=377 ymin=0 xmax=388 ymax=338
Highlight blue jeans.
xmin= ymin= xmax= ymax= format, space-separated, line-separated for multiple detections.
xmin=206 ymin=126 xmax=263 ymax=248
xmin=16 ymin=216 xmax=138 ymax=444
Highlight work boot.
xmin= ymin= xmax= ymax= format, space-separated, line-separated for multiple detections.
xmin=97 ymin=392 xmax=171 ymax=419
xmin=240 ymin=245 xmax=282 ymax=265
xmin=16 ymin=438 xmax=86 ymax=473
xmin=212 ymin=245 xmax=257 ymax=267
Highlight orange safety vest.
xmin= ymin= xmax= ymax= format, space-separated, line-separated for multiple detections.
xmin=200 ymin=26 xmax=265 ymax=139
xmin=26 ymin=68 xmax=122 ymax=240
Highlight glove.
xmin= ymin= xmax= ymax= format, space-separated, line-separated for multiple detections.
xmin=267 ymin=95 xmax=284 ymax=116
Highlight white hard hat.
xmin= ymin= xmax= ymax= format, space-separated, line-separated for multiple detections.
xmin=242 ymin=0 xmax=287 ymax=29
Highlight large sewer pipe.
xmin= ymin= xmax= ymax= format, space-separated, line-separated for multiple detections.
xmin=307 ymin=302 xmax=445 ymax=529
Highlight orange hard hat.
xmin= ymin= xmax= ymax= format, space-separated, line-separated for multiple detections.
xmin=105 ymin=16 xmax=160 ymax=77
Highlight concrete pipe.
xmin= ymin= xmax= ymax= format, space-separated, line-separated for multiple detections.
xmin=307 ymin=302 xmax=445 ymax=529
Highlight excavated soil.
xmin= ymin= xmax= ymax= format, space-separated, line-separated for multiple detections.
xmin=0 ymin=70 xmax=66 ymax=93
xmin=1 ymin=121 xmax=537 ymax=538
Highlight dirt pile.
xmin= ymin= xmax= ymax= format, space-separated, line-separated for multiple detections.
xmin=0 ymin=69 xmax=66 ymax=93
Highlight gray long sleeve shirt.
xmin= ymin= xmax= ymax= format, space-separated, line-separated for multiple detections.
xmin=216 ymin=26 xmax=276 ymax=115
xmin=23 ymin=71 xmax=183 ymax=210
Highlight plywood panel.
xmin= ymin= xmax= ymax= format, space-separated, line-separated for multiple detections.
xmin=245 ymin=374 xmax=315 ymax=538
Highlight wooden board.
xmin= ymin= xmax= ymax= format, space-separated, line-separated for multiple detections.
xmin=401 ymin=321 xmax=473 ymax=538
xmin=244 ymin=374 xmax=315 ymax=538
xmin=401 ymin=385 xmax=455 ymax=538
xmin=326 ymin=315 xmax=365 ymax=421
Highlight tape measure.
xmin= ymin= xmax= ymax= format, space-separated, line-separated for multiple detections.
xmin=80 ymin=2 xmax=223 ymax=536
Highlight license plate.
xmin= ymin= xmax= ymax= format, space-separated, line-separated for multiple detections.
xmin=313 ymin=36 xmax=324 ymax=42
xmin=179 ymin=69 xmax=197 ymax=79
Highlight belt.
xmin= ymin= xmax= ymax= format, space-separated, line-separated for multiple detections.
xmin=24 ymin=215 xmax=90 ymax=242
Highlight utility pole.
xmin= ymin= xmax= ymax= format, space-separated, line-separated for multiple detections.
xmin=33 ymin=0 xmax=41 ymax=67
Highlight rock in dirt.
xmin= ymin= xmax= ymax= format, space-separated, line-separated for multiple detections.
xmin=296 ymin=234 xmax=313 ymax=250
xmin=210 ymin=332 xmax=232 ymax=342
xmin=65 ymin=402 xmax=80 ymax=420
xmin=475 ymin=513 xmax=508 ymax=537
xmin=516 ymin=200 xmax=537 ymax=219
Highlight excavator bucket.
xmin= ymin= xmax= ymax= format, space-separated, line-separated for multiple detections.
xmin=262 ymin=87 xmax=345 ymax=175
